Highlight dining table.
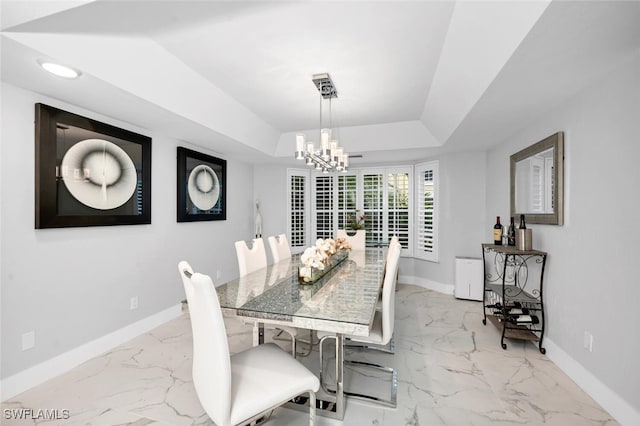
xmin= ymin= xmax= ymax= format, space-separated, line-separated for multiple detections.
xmin=215 ymin=247 xmax=387 ymax=420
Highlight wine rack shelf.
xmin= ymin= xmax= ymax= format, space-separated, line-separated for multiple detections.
xmin=486 ymin=315 xmax=540 ymax=342
xmin=481 ymin=243 xmax=547 ymax=354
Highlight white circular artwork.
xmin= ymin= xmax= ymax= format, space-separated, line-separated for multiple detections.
xmin=187 ymin=164 xmax=220 ymax=211
xmin=60 ymin=138 xmax=137 ymax=210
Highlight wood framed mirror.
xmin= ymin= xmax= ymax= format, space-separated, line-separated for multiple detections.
xmin=510 ymin=132 xmax=564 ymax=225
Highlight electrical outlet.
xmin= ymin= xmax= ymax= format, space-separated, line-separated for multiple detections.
xmin=130 ymin=296 xmax=138 ymax=310
xmin=22 ymin=331 xmax=35 ymax=351
xmin=216 ymin=270 xmax=222 ymax=280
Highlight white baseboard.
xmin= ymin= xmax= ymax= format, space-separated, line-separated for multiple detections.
xmin=543 ymin=338 xmax=639 ymax=426
xmin=0 ymin=304 xmax=182 ymax=402
xmin=399 ymin=274 xmax=454 ymax=295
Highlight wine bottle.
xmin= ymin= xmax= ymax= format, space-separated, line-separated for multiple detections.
xmin=507 ymin=217 xmax=516 ymax=246
xmin=508 ymin=314 xmax=539 ymax=325
xmin=493 ymin=216 xmax=503 ymax=245
xmin=519 ymin=214 xmax=527 ymax=229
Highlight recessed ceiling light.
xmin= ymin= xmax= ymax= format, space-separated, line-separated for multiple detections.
xmin=39 ymin=61 xmax=80 ymax=79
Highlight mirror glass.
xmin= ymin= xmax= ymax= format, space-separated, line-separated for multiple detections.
xmin=510 ymin=132 xmax=564 ymax=225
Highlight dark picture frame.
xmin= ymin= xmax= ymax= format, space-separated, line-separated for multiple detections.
xmin=177 ymin=147 xmax=226 ymax=222
xmin=35 ymin=103 xmax=152 ymax=229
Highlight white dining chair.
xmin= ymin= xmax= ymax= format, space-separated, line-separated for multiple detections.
xmin=234 ymin=238 xmax=268 ymax=276
xmin=178 ymin=261 xmax=319 ymax=426
xmin=336 ymin=229 xmax=366 ymax=251
xmin=267 ymin=234 xmax=292 ymax=263
xmin=234 ymin=238 xmax=301 ymax=357
xmin=388 ymin=235 xmax=399 ymax=253
xmin=376 ymin=235 xmax=400 ymax=311
xmin=363 ymin=238 xmax=401 ymax=355
xmin=316 ymin=240 xmax=401 ymax=408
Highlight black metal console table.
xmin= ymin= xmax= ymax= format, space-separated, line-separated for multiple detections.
xmin=481 ymin=244 xmax=547 ymax=354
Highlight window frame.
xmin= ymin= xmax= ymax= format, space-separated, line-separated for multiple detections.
xmin=309 ymin=166 xmax=414 ymax=256
xmin=414 ymin=160 xmax=439 ymax=262
xmin=290 ymin=163 xmax=439 ymax=261
xmin=286 ymin=168 xmax=311 ymax=254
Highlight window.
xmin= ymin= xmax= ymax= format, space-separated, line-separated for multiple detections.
xmin=387 ymin=171 xmax=410 ymax=250
xmin=304 ymin=167 xmax=415 ymax=255
xmin=289 ymin=165 xmax=438 ymax=259
xmin=287 ymin=169 xmax=310 ymax=252
xmin=337 ymin=174 xmax=357 ymax=230
xmin=314 ymin=175 xmax=334 ymax=240
xmin=362 ymin=171 xmax=384 ymax=245
xmin=415 ymin=161 xmax=439 ymax=262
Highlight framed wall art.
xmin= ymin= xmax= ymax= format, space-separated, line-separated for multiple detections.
xmin=177 ymin=147 xmax=226 ymax=222
xmin=35 ymin=103 xmax=152 ymax=229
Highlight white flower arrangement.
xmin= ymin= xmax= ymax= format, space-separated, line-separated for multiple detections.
xmin=299 ymin=238 xmax=349 ymax=282
xmin=300 ymin=245 xmax=326 ymax=271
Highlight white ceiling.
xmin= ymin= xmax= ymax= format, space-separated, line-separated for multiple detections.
xmin=1 ymin=0 xmax=639 ymax=166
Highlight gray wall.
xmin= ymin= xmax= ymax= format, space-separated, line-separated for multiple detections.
xmin=403 ymin=150 xmax=487 ymax=286
xmin=0 ymin=83 xmax=254 ymax=378
xmin=253 ymin=164 xmax=288 ymax=264
xmin=485 ymin=53 xmax=640 ymax=414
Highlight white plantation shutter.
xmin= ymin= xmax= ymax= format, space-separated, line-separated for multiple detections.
xmin=337 ymin=174 xmax=357 ymax=230
xmin=388 ymin=171 xmax=410 ymax=251
xmin=287 ymin=169 xmax=310 ymax=252
xmin=313 ymin=175 xmax=335 ymax=240
xmin=362 ymin=171 xmax=384 ymax=246
xmin=415 ymin=161 xmax=438 ymax=262
xmin=287 ymin=166 xmax=429 ymax=257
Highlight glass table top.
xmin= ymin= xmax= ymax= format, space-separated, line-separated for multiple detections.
xmin=216 ymin=248 xmax=387 ymax=335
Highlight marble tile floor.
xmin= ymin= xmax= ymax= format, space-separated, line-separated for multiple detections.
xmin=1 ymin=285 xmax=618 ymax=425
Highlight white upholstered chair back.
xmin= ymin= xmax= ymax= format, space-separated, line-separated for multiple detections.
xmin=389 ymin=235 xmax=399 ymax=249
xmin=234 ymin=238 xmax=267 ymax=276
xmin=381 ymin=241 xmax=401 ymax=345
xmin=178 ymin=261 xmax=232 ymax=426
xmin=384 ymin=235 xmax=401 ymax=275
xmin=267 ymin=234 xmax=292 ymax=263
xmin=336 ymin=229 xmax=366 ymax=251
xmin=385 ymin=235 xmax=400 ymax=264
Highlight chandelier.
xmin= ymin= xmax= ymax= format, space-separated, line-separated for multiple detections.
xmin=295 ymin=73 xmax=349 ymax=173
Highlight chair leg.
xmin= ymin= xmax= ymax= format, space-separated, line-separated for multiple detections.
xmin=273 ymin=328 xmax=314 ymax=357
xmin=308 ymin=390 xmax=316 ymax=426
xmin=296 ymin=329 xmax=319 ymax=346
xmin=277 ymin=328 xmax=297 ymax=357
xmin=345 ymin=334 xmax=395 ymax=354
xmin=320 ymin=336 xmax=397 ymax=408
xmin=298 ymin=329 xmax=320 ymax=346
xmin=293 ymin=329 xmax=315 ymax=357
xmin=343 ymin=360 xmax=398 ymax=408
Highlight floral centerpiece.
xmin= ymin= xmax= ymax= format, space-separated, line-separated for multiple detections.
xmin=299 ymin=237 xmax=351 ymax=284
xmin=347 ymin=210 xmax=366 ymax=230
